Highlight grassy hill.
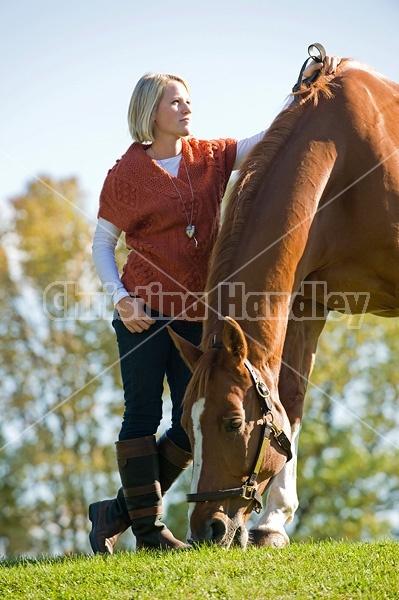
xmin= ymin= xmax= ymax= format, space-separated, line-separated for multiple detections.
xmin=1 ymin=540 xmax=398 ymax=599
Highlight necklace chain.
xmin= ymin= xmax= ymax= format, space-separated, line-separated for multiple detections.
xmin=152 ymin=150 xmax=198 ymax=247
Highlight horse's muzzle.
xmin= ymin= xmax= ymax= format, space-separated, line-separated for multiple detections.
xmin=189 ymin=514 xmax=226 ymax=544
xmin=189 ymin=511 xmax=248 ymax=548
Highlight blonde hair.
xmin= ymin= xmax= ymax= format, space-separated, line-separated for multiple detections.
xmin=127 ymin=73 xmax=190 ymax=143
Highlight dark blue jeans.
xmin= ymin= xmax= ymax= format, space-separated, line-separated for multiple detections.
xmin=112 ymin=309 xmax=202 ymax=451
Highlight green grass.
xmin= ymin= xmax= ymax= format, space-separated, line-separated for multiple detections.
xmin=0 ymin=541 xmax=398 ymax=599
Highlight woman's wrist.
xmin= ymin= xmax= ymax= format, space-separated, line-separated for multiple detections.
xmin=112 ymin=289 xmax=131 ymax=308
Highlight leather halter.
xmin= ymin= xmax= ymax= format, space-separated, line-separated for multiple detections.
xmin=186 ymin=346 xmax=292 ymax=514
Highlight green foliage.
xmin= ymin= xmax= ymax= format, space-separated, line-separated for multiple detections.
xmin=0 ymin=541 xmax=398 ymax=599
xmin=1 ymin=174 xmax=398 ymax=557
xmin=292 ymin=314 xmax=399 ymax=541
xmin=0 ymin=176 xmax=125 ymax=556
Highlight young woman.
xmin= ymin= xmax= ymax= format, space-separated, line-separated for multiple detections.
xmin=89 ymin=55 xmax=340 ymax=554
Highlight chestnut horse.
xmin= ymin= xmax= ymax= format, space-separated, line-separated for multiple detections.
xmin=169 ymin=59 xmax=399 ymax=548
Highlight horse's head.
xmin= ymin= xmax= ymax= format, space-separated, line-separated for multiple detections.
xmin=168 ymin=316 xmax=291 ymax=548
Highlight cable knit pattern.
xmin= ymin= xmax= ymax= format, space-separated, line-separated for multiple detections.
xmin=98 ymin=136 xmax=237 ymax=319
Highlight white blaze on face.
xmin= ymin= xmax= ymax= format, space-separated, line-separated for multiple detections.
xmin=187 ymin=396 xmax=205 ymax=524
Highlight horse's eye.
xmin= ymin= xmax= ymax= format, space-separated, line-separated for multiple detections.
xmin=225 ymin=418 xmax=243 ymax=432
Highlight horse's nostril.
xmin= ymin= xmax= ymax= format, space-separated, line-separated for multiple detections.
xmin=210 ymin=518 xmax=226 ymax=541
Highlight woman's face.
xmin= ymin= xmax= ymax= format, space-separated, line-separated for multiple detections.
xmin=153 ymin=81 xmax=192 ymax=141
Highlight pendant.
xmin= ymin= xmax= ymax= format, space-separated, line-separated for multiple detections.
xmin=186 ymin=225 xmax=196 ymax=239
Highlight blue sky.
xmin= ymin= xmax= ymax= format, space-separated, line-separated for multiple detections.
xmin=2 ymin=0 xmax=398 ymax=222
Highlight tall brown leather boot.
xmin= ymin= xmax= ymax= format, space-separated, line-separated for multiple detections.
xmin=88 ymin=487 xmax=129 ymax=554
xmin=89 ymin=434 xmax=192 ymax=554
xmin=117 ymin=435 xmax=189 ymax=550
xmin=157 ymin=433 xmax=192 ymax=494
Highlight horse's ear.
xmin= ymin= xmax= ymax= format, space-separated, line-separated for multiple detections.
xmin=167 ymin=326 xmax=203 ymax=372
xmin=222 ymin=316 xmax=248 ymax=367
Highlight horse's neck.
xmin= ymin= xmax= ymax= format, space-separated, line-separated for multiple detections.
xmin=225 ymin=141 xmax=338 ymax=372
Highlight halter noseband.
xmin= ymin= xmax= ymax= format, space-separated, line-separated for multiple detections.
xmin=186 ymin=345 xmax=292 ymax=514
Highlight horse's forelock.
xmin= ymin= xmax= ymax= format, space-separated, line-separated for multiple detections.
xmin=183 ymin=349 xmax=218 ymax=407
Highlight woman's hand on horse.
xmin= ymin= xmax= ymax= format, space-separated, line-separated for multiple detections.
xmin=303 ymin=54 xmax=341 ymax=78
xmin=116 ymin=296 xmax=156 ymax=333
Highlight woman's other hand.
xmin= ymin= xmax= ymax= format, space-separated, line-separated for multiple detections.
xmin=116 ymin=296 xmax=156 ymax=333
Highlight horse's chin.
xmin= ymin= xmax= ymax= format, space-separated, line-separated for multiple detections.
xmin=219 ymin=514 xmax=248 ymax=549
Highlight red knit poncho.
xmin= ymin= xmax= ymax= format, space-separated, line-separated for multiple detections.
xmin=98 ymin=136 xmax=237 ymax=319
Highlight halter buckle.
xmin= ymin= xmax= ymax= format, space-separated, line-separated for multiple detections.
xmin=256 ymin=381 xmax=270 ymax=398
xmin=240 ymin=483 xmax=256 ymax=501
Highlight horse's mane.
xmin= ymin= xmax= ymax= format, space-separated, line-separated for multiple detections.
xmin=202 ymin=61 xmax=347 ymax=349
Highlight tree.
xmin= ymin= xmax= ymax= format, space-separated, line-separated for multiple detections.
xmin=0 ymin=176 xmax=127 ymax=556
xmin=2 ymin=175 xmax=398 ymax=554
xmin=290 ymin=314 xmax=399 ymax=541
